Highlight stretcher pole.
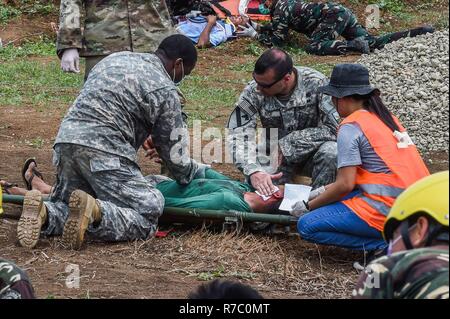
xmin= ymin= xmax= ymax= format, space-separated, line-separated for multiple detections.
xmin=1 ymin=194 xmax=298 ymax=225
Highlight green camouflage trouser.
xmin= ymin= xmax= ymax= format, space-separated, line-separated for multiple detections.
xmin=42 ymin=143 xmax=164 ymax=242
xmin=307 ymin=5 xmax=426 ymax=55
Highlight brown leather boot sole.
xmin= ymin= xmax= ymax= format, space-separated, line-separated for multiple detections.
xmin=17 ymin=190 xmax=46 ymax=249
xmin=62 ymin=190 xmax=97 ymax=250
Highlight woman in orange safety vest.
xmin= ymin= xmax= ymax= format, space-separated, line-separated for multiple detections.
xmin=291 ymin=63 xmax=430 ymax=252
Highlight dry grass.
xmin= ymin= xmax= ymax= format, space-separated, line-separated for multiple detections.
xmin=133 ymin=228 xmax=362 ymax=298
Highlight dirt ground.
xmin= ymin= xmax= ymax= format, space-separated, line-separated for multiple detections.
xmin=1 ymin=1 xmax=449 ymax=299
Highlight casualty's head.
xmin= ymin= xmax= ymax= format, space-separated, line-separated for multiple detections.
xmin=253 ymin=48 xmax=295 ymax=97
xmin=383 ymin=171 xmax=449 ymax=255
xmin=245 ymin=185 xmax=285 ymax=214
xmin=156 ymin=34 xmax=197 ymax=85
xmin=229 ymin=15 xmax=249 ymax=28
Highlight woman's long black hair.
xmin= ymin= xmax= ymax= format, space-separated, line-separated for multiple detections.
xmin=350 ymin=91 xmax=400 ymax=132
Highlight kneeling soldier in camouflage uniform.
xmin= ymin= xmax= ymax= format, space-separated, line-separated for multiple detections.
xmin=17 ymin=35 xmax=205 ymax=250
xmin=0 ymin=259 xmax=35 ymax=299
xmin=238 ymin=0 xmax=435 ymax=55
xmin=227 ymin=48 xmax=339 ymax=197
xmin=353 ymin=172 xmax=449 ymax=299
xmin=57 ymin=0 xmax=176 ymax=80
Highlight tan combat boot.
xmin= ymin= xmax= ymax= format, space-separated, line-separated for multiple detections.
xmin=62 ymin=189 xmax=101 ymax=250
xmin=17 ymin=190 xmax=47 ymax=249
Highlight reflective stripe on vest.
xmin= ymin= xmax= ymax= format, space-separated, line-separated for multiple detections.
xmin=358 ymin=184 xmax=405 ymax=198
xmin=356 ymin=194 xmax=391 ymax=216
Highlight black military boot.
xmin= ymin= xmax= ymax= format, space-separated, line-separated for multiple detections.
xmin=347 ymin=38 xmax=370 ymax=54
xmin=409 ymin=25 xmax=435 ymax=37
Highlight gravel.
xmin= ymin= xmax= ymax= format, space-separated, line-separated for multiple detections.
xmin=358 ymin=29 xmax=449 ymax=154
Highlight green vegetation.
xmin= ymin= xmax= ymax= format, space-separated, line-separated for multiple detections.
xmin=307 ymin=63 xmax=335 ymax=77
xmin=28 ymin=137 xmax=45 ymax=148
xmin=18 ymin=0 xmax=56 ymax=15
xmin=0 ymin=4 xmax=20 ymax=24
xmin=0 ymin=37 xmax=56 ymax=61
xmin=246 ymin=42 xmax=264 ymax=57
xmin=368 ymin=0 xmax=405 ymax=15
xmin=0 ymin=1 xmax=56 ymax=24
xmin=0 ymin=59 xmax=83 ymax=108
xmin=181 ymin=74 xmax=240 ymax=126
xmin=0 ymin=37 xmax=83 ymax=109
xmin=197 ymin=265 xmax=225 ymax=281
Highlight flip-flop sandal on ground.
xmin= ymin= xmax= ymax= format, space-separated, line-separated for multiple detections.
xmin=21 ymin=158 xmax=44 ymax=191
xmin=1 ymin=181 xmax=19 ymax=195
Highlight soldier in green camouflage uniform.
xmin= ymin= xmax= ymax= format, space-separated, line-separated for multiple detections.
xmin=18 ymin=35 xmax=205 ymax=249
xmin=0 ymin=259 xmax=35 ymax=299
xmin=353 ymin=248 xmax=449 ymax=299
xmin=57 ymin=0 xmax=176 ymax=80
xmin=243 ymin=0 xmax=435 ymax=55
xmin=227 ymin=48 xmax=339 ymax=193
xmin=353 ymin=171 xmax=449 ymax=299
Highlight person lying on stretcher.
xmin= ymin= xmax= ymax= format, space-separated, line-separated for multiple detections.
xmin=175 ymin=14 xmax=250 ymax=48
xmin=1 ymin=159 xmax=285 ymax=215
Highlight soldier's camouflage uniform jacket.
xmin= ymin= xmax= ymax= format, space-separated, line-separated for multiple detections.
xmin=42 ymin=52 xmax=200 ymax=242
xmin=227 ymin=67 xmax=339 ymax=189
xmin=56 ymin=0 xmax=176 ymax=58
xmin=0 ymin=259 xmax=35 ymax=299
xmin=353 ymin=248 xmax=449 ymax=299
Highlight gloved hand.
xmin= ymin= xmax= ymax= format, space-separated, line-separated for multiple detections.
xmin=290 ymin=200 xmax=309 ymax=218
xmin=308 ymin=186 xmax=326 ymax=201
xmin=61 ymin=48 xmax=80 ymax=73
xmin=237 ymin=23 xmax=257 ymax=38
xmin=249 ymin=19 xmax=259 ymax=31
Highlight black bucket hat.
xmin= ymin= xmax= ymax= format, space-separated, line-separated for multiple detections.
xmin=318 ymin=63 xmax=379 ymax=98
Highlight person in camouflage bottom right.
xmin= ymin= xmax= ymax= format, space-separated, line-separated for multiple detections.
xmin=353 ymin=172 xmax=449 ymax=299
xmin=0 ymin=259 xmax=35 ymax=299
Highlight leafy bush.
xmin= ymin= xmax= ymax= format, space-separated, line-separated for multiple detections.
xmin=0 ymin=5 xmax=20 ymax=24
xmin=18 ymin=0 xmax=56 ymax=15
xmin=368 ymin=0 xmax=405 ymax=15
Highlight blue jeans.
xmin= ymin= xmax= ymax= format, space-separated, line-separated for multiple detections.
xmin=297 ymin=191 xmax=388 ymax=251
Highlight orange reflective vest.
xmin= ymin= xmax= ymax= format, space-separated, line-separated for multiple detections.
xmin=340 ymin=110 xmax=430 ymax=231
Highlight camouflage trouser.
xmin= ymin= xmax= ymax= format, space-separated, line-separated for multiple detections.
xmin=277 ymin=141 xmax=337 ymax=190
xmin=42 ymin=143 xmax=164 ymax=242
xmin=0 ymin=259 xmax=35 ymax=299
xmin=306 ymin=5 xmax=421 ymax=55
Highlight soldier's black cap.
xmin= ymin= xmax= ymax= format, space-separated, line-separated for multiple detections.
xmin=318 ymin=63 xmax=379 ymax=98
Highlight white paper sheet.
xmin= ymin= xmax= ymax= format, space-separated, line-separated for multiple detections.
xmin=255 ymin=186 xmax=280 ymax=201
xmin=279 ymin=184 xmax=312 ymax=212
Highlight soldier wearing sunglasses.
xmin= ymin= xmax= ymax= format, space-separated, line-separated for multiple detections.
xmin=227 ymin=48 xmax=339 ymax=197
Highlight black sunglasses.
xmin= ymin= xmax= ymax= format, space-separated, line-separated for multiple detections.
xmin=252 ymin=69 xmax=292 ymax=89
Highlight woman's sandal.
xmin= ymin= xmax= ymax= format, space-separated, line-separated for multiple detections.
xmin=21 ymin=158 xmax=44 ymax=191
